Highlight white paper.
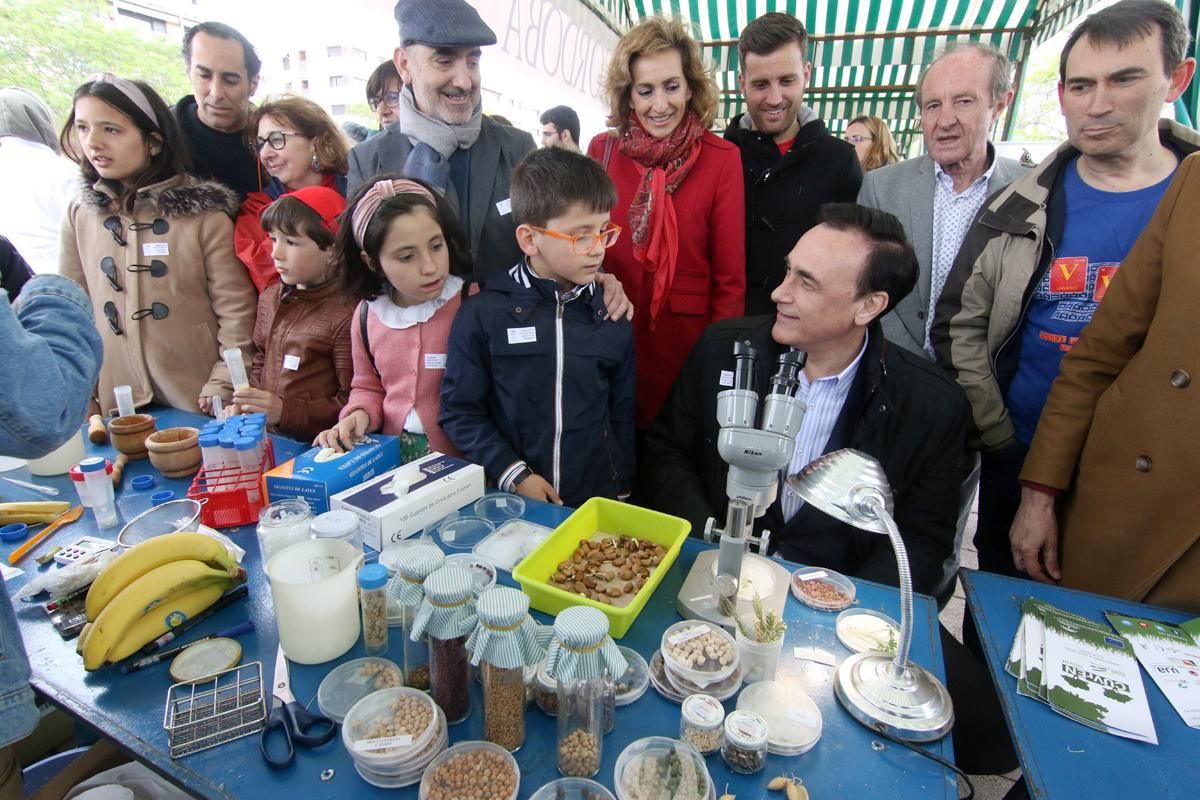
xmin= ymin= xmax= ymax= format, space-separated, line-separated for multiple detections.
xmin=282 ymin=354 xmax=300 ymax=371
xmin=142 ymin=242 xmax=169 ymax=256
xmin=424 ymin=353 xmax=447 ymax=370
xmin=719 ymin=370 xmax=734 ymax=387
xmin=507 ymin=326 xmax=537 ymax=344
xmin=354 ymin=734 xmax=412 ymax=752
xmin=1107 ymin=612 xmax=1200 ymax=728
xmin=668 ymin=625 xmax=709 ymax=646
xmin=495 ymin=198 xmax=512 ymax=216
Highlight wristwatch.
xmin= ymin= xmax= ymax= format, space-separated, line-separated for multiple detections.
xmin=512 ymin=467 xmax=534 ymax=487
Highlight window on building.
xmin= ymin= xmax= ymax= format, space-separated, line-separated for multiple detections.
xmin=282 ymin=55 xmax=290 ymax=71
xmin=329 ymin=76 xmax=344 ymax=88
xmin=332 ymin=105 xmax=347 ymax=115
xmin=327 ymin=46 xmax=343 ymax=58
xmin=117 ymin=9 xmax=166 ymax=34
xmin=353 ymin=48 xmax=367 ymax=61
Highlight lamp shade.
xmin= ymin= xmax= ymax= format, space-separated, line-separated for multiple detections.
xmin=785 ymin=449 xmax=893 ymax=534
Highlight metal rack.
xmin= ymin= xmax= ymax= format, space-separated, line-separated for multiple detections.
xmin=163 ymin=661 xmax=266 ymax=758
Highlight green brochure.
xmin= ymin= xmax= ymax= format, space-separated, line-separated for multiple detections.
xmin=1181 ymin=617 xmax=1200 ymax=648
xmin=1041 ymin=606 xmax=1157 ymax=744
xmin=1106 ymin=612 xmax=1200 ymax=728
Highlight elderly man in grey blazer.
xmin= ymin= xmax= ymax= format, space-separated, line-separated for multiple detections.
xmin=347 ymin=0 xmax=534 ymax=280
xmin=859 ymin=42 xmax=1028 ymax=359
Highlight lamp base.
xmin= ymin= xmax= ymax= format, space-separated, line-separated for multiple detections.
xmin=834 ymin=652 xmax=954 ymax=742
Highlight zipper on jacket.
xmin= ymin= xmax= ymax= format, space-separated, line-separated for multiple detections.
xmin=552 ymin=294 xmax=566 ymax=493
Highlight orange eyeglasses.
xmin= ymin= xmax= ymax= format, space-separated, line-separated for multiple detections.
xmin=528 ymin=222 xmax=622 ymax=255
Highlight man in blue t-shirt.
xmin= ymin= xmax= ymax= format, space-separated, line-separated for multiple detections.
xmin=932 ymin=0 xmax=1199 ymax=580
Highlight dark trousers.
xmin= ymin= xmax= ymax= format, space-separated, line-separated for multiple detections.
xmin=975 ymin=441 xmax=1030 ymax=578
xmin=941 ymin=624 xmax=1020 ymax=775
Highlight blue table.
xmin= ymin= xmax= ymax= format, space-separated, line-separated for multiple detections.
xmin=3 ymin=409 xmax=958 ymax=798
xmin=962 ymin=570 xmax=1199 ymax=799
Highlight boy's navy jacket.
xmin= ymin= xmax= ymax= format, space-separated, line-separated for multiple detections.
xmin=439 ymin=262 xmax=636 ymax=507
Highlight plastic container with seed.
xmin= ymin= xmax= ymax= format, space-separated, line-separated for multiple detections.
xmin=679 ymin=693 xmax=725 ymax=755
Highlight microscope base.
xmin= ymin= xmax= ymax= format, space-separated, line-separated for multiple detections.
xmin=675 ymin=550 xmax=791 ymax=632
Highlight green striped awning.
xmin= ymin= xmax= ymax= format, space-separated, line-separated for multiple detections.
xmin=623 ymin=0 xmax=1103 ymax=144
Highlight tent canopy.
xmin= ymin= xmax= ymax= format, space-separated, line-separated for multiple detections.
xmin=587 ymin=1 xmax=1106 ymax=145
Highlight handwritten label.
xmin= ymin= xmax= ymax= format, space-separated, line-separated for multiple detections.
xmin=424 ymin=353 xmax=447 ymax=370
xmin=796 ymin=570 xmax=828 ymax=581
xmin=668 ymin=625 xmax=709 ymax=647
xmin=142 ymin=242 xmax=169 ymax=257
xmin=719 ymin=370 xmax=734 ymax=387
xmin=282 ymin=354 xmax=300 ymax=371
xmin=354 ymin=734 xmax=412 ymax=752
xmin=786 ymin=709 xmax=819 ymax=728
xmin=495 ymin=198 xmax=512 ymax=216
xmin=507 ymin=326 xmax=537 ymax=345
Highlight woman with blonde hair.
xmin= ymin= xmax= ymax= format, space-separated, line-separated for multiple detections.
xmin=844 ymin=115 xmax=902 ymax=172
xmin=586 ymin=16 xmax=745 ymax=430
xmin=235 ymin=95 xmax=349 ymax=291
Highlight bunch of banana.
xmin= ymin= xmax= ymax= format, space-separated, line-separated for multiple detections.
xmin=0 ymin=501 xmax=71 ymax=525
xmin=79 ymin=533 xmax=246 ymax=670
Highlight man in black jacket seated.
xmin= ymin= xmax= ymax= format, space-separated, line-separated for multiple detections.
xmin=642 ymin=203 xmax=968 ymax=601
xmin=643 ymin=204 xmax=1018 ymax=777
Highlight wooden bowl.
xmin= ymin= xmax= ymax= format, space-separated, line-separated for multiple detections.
xmin=145 ymin=427 xmax=201 ymax=478
xmin=107 ymin=414 xmax=156 ymax=459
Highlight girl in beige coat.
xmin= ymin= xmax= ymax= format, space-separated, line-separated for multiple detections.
xmin=58 ymin=75 xmax=254 ymax=415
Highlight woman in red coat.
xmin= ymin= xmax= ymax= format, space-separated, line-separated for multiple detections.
xmin=587 ymin=16 xmax=745 ymax=429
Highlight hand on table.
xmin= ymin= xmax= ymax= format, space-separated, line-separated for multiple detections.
xmin=1010 ymin=487 xmax=1062 ymax=583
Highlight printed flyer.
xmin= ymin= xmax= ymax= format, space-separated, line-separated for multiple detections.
xmin=1106 ymin=612 xmax=1200 ymax=728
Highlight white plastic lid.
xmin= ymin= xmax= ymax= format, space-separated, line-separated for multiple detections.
xmin=736 ymin=680 xmax=823 ymax=754
xmin=723 ymin=710 xmax=768 ymax=748
xmin=681 ymin=693 xmax=725 ymax=730
xmin=312 ymin=509 xmax=359 ymax=538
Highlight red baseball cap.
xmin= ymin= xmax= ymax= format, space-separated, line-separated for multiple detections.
xmin=287 ymin=186 xmax=345 ymax=236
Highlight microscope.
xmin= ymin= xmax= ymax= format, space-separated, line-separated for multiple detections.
xmin=675 ymin=343 xmax=807 ymax=630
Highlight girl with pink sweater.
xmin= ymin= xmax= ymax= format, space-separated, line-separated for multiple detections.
xmin=314 ymin=175 xmax=470 ymax=461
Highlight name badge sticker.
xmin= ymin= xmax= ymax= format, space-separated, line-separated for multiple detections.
xmin=719 ymin=370 xmax=734 ymax=387
xmin=424 ymin=353 xmax=447 ymax=370
xmin=496 ymin=198 xmax=512 ymax=216
xmin=507 ymin=326 xmax=537 ymax=345
xmin=142 ymin=242 xmax=169 ymax=257
xmin=282 ymin=355 xmax=301 ymax=371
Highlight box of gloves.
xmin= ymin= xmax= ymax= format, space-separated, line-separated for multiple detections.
xmin=331 ymin=452 xmax=485 ymax=551
xmin=263 ymin=434 xmax=401 ymax=515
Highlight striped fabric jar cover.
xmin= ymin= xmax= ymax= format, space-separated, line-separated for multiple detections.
xmin=466 ymin=586 xmax=547 ymax=669
xmin=387 ymin=543 xmax=445 ymax=606
xmin=546 ymin=606 xmax=628 ymax=681
xmin=410 ymin=564 xmax=478 ymax=641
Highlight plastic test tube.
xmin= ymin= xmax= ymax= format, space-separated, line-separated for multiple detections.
xmin=223 ymin=348 xmax=250 ymax=392
xmin=79 ymin=457 xmax=118 ymax=528
xmin=210 ymin=395 xmax=223 ymax=417
xmin=242 ymin=425 xmax=265 ymax=462
xmin=235 ymin=437 xmax=261 ymax=503
xmin=198 ymin=433 xmax=222 ymax=481
xmin=217 ymin=431 xmax=238 ymax=490
xmin=114 ymin=385 xmax=135 ymax=418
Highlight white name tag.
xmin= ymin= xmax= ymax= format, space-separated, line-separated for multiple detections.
xmin=282 ymin=354 xmax=301 ymax=371
xmin=496 ymin=198 xmax=512 ymax=216
xmin=719 ymin=370 xmax=734 ymax=387
xmin=507 ymin=326 xmax=537 ymax=344
xmin=142 ymin=242 xmax=169 ymax=257
xmin=424 ymin=353 xmax=447 ymax=370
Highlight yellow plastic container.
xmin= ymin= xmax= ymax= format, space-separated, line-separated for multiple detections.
xmin=512 ymin=498 xmax=691 ymax=638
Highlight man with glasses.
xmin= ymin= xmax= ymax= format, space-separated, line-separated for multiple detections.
xmin=539 ymin=105 xmax=581 ymax=152
xmin=724 ymin=12 xmax=863 ymax=316
xmin=347 ymin=0 xmax=536 ymax=279
xmin=366 ymin=60 xmax=403 ymax=131
xmin=176 ymin=21 xmax=267 ymax=201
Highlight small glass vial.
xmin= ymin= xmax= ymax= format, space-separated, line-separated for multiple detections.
xmin=602 ymin=678 xmax=616 ymax=734
xmin=680 ymin=693 xmax=725 ymax=755
xmin=402 ymin=603 xmax=430 ymax=691
xmin=429 ymin=632 xmax=471 ymax=723
xmin=721 ymin=709 xmax=768 ymax=775
xmin=358 ymin=563 xmax=389 ymax=657
xmin=482 ymin=662 xmax=526 ymax=751
xmin=556 ymin=676 xmax=604 ymax=777
xmin=534 ymin=661 xmax=557 ymax=716
xmin=79 ymin=457 xmax=118 ymax=528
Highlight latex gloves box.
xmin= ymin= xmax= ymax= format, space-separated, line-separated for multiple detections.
xmin=331 ymin=452 xmax=484 ymax=551
xmin=263 ymin=435 xmax=401 ymax=514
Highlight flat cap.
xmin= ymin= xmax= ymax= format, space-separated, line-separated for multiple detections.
xmin=394 ymin=0 xmax=497 ymax=48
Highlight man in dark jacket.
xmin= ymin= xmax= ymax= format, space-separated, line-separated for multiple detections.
xmin=176 ymin=22 xmax=267 ymax=201
xmin=724 ymin=13 xmax=863 ymax=315
xmin=642 ymin=204 xmax=968 ymax=599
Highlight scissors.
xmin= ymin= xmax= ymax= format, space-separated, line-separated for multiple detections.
xmin=259 ymin=643 xmax=337 ymax=768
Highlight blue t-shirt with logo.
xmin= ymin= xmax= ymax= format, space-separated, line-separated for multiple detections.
xmin=1007 ymin=157 xmax=1175 ymax=444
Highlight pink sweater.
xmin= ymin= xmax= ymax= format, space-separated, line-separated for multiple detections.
xmin=341 ymin=295 xmax=462 ymax=457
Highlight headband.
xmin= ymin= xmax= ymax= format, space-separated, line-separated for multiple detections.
xmin=351 ymin=178 xmax=438 ymax=249
xmin=91 ymin=73 xmax=160 ymax=130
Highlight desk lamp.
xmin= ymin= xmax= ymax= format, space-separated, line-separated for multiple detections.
xmin=786 ymin=448 xmax=954 ymax=742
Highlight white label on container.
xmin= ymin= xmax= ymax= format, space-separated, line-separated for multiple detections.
xmin=786 ymin=709 xmax=819 ymax=728
xmin=442 ymin=528 xmax=455 ymax=542
xmin=282 ymin=354 xmax=301 ymax=371
xmin=495 ymin=498 xmax=507 ymax=508
xmin=797 ymin=570 xmax=828 ymax=581
xmin=668 ymin=625 xmax=708 ymax=647
xmin=495 ymin=198 xmax=512 ymax=216
xmin=792 ymin=647 xmax=837 ymax=667
xmin=354 ymin=734 xmax=411 ymax=752
xmin=142 ymin=242 xmax=169 ymax=256
xmin=347 ymin=670 xmax=372 ymax=686
xmin=719 ymin=370 xmax=734 ymax=387
xmin=507 ymin=326 xmax=537 ymax=344
xmin=424 ymin=353 xmax=447 ymax=370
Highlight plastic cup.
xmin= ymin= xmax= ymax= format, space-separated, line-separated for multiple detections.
xmin=267 ymin=538 xmax=363 ymax=664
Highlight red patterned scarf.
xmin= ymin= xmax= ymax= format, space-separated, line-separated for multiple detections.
xmin=619 ymin=111 xmax=704 ymax=326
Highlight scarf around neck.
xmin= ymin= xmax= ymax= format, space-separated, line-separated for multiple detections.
xmin=398 ymin=85 xmax=482 ymax=196
xmin=618 ymin=111 xmax=704 ymax=327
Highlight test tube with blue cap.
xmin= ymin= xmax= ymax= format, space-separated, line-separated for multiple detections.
xmin=234 ymin=437 xmax=261 ymax=503
xmin=198 ymin=433 xmax=222 ymax=486
xmin=223 ymin=348 xmax=250 ymax=392
xmin=217 ymin=430 xmax=239 ymax=490
xmin=242 ymin=424 xmax=265 ymax=462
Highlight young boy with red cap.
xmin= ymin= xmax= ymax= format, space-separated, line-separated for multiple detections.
xmin=227 ymin=185 xmax=357 ymax=440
